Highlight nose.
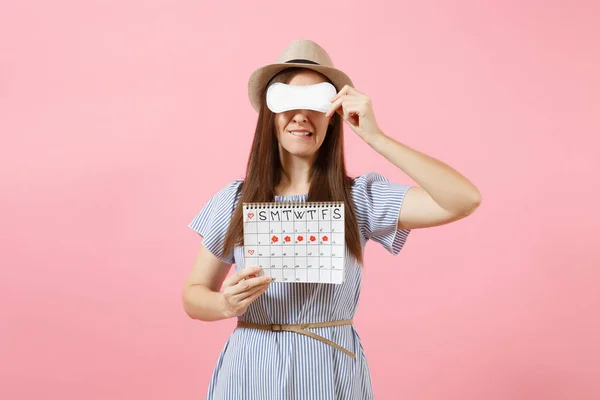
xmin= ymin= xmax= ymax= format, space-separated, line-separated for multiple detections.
xmin=291 ymin=110 xmax=309 ymax=123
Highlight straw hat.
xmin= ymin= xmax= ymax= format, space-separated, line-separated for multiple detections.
xmin=247 ymin=39 xmax=354 ymax=112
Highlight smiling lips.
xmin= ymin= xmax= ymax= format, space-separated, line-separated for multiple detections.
xmin=288 ymin=130 xmax=313 ymax=139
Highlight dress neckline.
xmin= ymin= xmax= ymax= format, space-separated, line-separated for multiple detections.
xmin=274 ymin=193 xmax=309 ymax=202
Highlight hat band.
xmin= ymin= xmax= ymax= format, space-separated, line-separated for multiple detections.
xmin=285 ymin=59 xmax=320 ymax=65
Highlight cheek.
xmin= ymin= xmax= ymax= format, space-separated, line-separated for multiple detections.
xmin=315 ymin=117 xmax=330 ymax=135
xmin=274 ymin=115 xmax=286 ymax=136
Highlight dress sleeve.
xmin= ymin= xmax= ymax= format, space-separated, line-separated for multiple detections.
xmin=352 ymin=172 xmax=412 ymax=255
xmin=188 ymin=180 xmax=243 ymax=264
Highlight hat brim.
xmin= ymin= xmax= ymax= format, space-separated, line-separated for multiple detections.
xmin=247 ymin=63 xmax=354 ymax=112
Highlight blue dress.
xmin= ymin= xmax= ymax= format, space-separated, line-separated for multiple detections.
xmin=189 ymin=172 xmax=412 ymax=399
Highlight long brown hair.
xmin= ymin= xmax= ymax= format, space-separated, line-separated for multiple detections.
xmin=222 ymin=67 xmax=363 ymax=264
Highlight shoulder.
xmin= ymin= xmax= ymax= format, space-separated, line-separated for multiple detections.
xmin=220 ymin=179 xmax=244 ymax=193
xmin=351 ymin=172 xmax=391 ymax=189
xmin=349 ymin=172 xmax=412 ymax=252
xmin=210 ymin=179 xmax=245 ymax=203
xmin=189 ymin=179 xmax=243 ymax=263
xmin=350 ymin=171 xmax=412 ymax=210
xmin=216 ymin=179 xmax=244 ymax=194
xmin=188 ymin=179 xmax=244 ymax=233
xmin=351 ymin=172 xmax=394 ymax=200
xmin=194 ymin=179 xmax=244 ymax=218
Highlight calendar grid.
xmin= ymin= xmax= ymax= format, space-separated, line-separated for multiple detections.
xmin=293 ymin=212 xmax=297 ymax=282
xmin=243 ymin=202 xmax=345 ymax=284
xmin=317 ymin=214 xmax=322 ymax=282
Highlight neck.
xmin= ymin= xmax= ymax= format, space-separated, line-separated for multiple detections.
xmin=276 ymin=148 xmax=315 ymax=196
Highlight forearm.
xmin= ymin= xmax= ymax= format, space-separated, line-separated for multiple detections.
xmin=182 ymin=284 xmax=230 ymax=322
xmin=367 ymin=132 xmax=482 ymax=214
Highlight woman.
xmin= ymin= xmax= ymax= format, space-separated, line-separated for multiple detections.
xmin=183 ymin=39 xmax=481 ymax=399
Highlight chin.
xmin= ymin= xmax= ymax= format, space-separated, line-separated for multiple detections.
xmin=282 ymin=144 xmax=318 ymax=158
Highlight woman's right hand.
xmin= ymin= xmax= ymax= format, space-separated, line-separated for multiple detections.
xmin=220 ymin=266 xmax=271 ymax=318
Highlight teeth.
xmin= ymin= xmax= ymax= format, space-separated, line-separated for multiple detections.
xmin=289 ymin=131 xmax=311 ymax=136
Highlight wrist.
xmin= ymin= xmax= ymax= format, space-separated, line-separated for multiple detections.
xmin=366 ymin=129 xmax=388 ymax=149
xmin=217 ymin=291 xmax=234 ymax=319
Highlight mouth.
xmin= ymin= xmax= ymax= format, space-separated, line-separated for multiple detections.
xmin=288 ymin=130 xmax=313 ymax=139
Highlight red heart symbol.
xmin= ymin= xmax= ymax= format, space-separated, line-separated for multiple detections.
xmin=297 ymin=236 xmax=304 ymax=242
xmin=247 ymin=213 xmax=254 ymax=219
xmin=248 ymin=249 xmax=254 ymax=255
xmin=310 ymin=235 xmax=316 ymax=242
xmin=284 ymin=236 xmax=291 ymax=242
xmin=322 ymin=235 xmax=329 ymax=242
xmin=271 ymin=236 xmax=279 ymax=243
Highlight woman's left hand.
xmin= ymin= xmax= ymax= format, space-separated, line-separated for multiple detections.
xmin=325 ymin=85 xmax=383 ymax=143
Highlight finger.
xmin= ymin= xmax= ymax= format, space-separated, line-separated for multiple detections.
xmin=344 ymin=85 xmax=360 ymax=97
xmin=234 ymin=282 xmax=270 ymax=301
xmin=223 ymin=266 xmax=262 ymax=287
xmin=325 ymin=96 xmax=347 ymax=118
xmin=336 ymin=106 xmax=360 ymax=127
xmin=328 ymin=96 xmax=364 ymax=119
xmin=329 ymin=89 xmax=344 ymax=103
xmin=330 ymin=85 xmax=359 ymax=102
xmin=238 ymin=285 xmax=269 ymax=307
xmin=337 ymin=101 xmax=360 ymax=120
xmin=229 ymin=275 xmax=271 ymax=296
xmin=325 ymin=101 xmax=341 ymax=118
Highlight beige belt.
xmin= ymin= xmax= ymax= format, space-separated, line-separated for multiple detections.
xmin=236 ymin=320 xmax=355 ymax=359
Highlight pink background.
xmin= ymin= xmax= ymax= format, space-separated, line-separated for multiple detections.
xmin=2 ymin=1 xmax=599 ymax=399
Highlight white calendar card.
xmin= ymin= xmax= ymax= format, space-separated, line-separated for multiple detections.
xmin=243 ymin=201 xmax=345 ymax=284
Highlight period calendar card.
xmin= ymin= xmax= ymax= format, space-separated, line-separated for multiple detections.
xmin=242 ymin=201 xmax=345 ymax=284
